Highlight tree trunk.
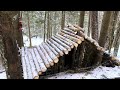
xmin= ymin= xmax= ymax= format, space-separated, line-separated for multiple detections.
xmin=47 ymin=11 xmax=50 ymax=39
xmin=0 ymin=12 xmax=23 ymax=79
xmin=87 ymin=11 xmax=91 ymax=37
xmin=44 ymin=11 xmax=47 ymax=42
xmin=50 ymin=12 xmax=52 ymax=37
xmin=108 ymin=11 xmax=119 ymax=53
xmin=98 ymin=11 xmax=112 ymax=48
xmin=61 ymin=11 xmax=65 ymax=30
xmin=79 ymin=11 xmax=85 ymax=28
xmin=54 ymin=12 xmax=57 ymax=34
xmin=27 ymin=12 xmax=32 ymax=47
xmin=17 ymin=11 xmax=24 ymax=48
xmin=113 ymin=21 xmax=120 ymax=56
xmin=91 ymin=11 xmax=99 ymax=41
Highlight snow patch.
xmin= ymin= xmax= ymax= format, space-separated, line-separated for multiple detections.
xmin=0 ymin=72 xmax=7 ymax=79
xmin=48 ymin=66 xmax=120 ymax=79
xmin=23 ymin=35 xmax=43 ymax=47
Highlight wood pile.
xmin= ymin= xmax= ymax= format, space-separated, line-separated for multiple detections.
xmin=20 ymin=24 xmax=120 ymax=79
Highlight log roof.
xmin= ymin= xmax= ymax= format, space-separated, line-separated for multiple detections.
xmin=20 ymin=24 xmax=120 ymax=79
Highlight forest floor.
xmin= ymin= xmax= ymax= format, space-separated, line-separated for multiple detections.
xmin=0 ymin=35 xmax=120 ymax=79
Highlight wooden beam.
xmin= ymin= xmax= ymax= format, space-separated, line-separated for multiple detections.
xmin=42 ymin=43 xmax=59 ymax=63
xmin=54 ymin=35 xmax=74 ymax=49
xmin=33 ymin=47 xmax=47 ymax=72
xmin=46 ymin=40 xmax=64 ymax=56
xmin=56 ymin=34 xmax=78 ymax=48
xmin=51 ymin=36 xmax=71 ymax=51
xmin=36 ymin=46 xmax=50 ymax=68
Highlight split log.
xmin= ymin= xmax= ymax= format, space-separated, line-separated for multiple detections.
xmin=67 ymin=24 xmax=85 ymax=33
xmin=36 ymin=46 xmax=50 ymax=68
xmin=27 ymin=49 xmax=39 ymax=79
xmin=58 ymin=32 xmax=82 ymax=44
xmin=45 ymin=42 xmax=59 ymax=57
xmin=21 ymin=47 xmax=27 ymax=79
xmin=33 ymin=47 xmax=47 ymax=72
xmin=24 ymin=47 xmax=38 ymax=79
xmin=46 ymin=40 xmax=64 ymax=56
xmin=42 ymin=42 xmax=59 ymax=63
xmin=24 ymin=54 xmax=33 ymax=79
xmin=56 ymin=33 xmax=78 ymax=48
xmin=73 ymin=24 xmax=85 ymax=32
xmin=31 ymin=48 xmax=42 ymax=75
xmin=67 ymin=23 xmax=79 ymax=32
xmin=61 ymin=30 xmax=84 ymax=41
xmin=97 ymin=46 xmax=105 ymax=52
xmin=68 ymin=26 xmax=86 ymax=38
xmin=24 ymin=47 xmax=33 ymax=79
xmin=49 ymin=38 xmax=69 ymax=54
xmin=54 ymin=35 xmax=74 ymax=49
xmin=51 ymin=36 xmax=71 ymax=51
xmin=64 ymin=28 xmax=77 ymax=34
xmin=39 ymin=44 xmax=54 ymax=66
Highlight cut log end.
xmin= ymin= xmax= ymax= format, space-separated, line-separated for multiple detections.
xmin=50 ymin=62 xmax=54 ymax=66
xmin=71 ymin=45 xmax=74 ymax=49
xmin=34 ymin=76 xmax=39 ymax=79
xmin=41 ymin=68 xmax=47 ymax=72
xmin=74 ymin=43 xmax=78 ymax=48
xmin=53 ymin=57 xmax=59 ymax=63
xmin=64 ymin=50 xmax=69 ymax=55
xmin=60 ymin=51 xmax=64 ymax=56
xmin=77 ymin=40 xmax=82 ymax=44
xmin=38 ymin=71 xmax=42 ymax=75
xmin=57 ymin=54 xmax=59 ymax=58
xmin=46 ymin=64 xmax=50 ymax=68
xmin=97 ymin=47 xmax=105 ymax=52
xmin=68 ymin=48 xmax=71 ymax=51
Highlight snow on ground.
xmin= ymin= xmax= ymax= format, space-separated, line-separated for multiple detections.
xmin=48 ymin=66 xmax=120 ymax=79
xmin=0 ymin=72 xmax=7 ymax=79
xmin=0 ymin=36 xmax=120 ymax=79
xmin=23 ymin=35 xmax=43 ymax=47
xmin=117 ymin=46 xmax=120 ymax=59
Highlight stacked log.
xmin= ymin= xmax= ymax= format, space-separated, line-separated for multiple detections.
xmin=20 ymin=24 xmax=120 ymax=79
xmin=67 ymin=24 xmax=120 ymax=66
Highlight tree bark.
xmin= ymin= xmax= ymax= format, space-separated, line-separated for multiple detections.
xmin=87 ymin=11 xmax=91 ymax=37
xmin=98 ymin=11 xmax=112 ymax=48
xmin=108 ymin=11 xmax=119 ymax=53
xmin=113 ymin=21 xmax=120 ymax=56
xmin=27 ymin=12 xmax=32 ymax=47
xmin=47 ymin=11 xmax=50 ymax=39
xmin=61 ymin=11 xmax=65 ymax=30
xmin=0 ymin=12 xmax=23 ymax=79
xmin=91 ymin=11 xmax=99 ymax=41
xmin=79 ymin=11 xmax=85 ymax=28
xmin=44 ymin=11 xmax=47 ymax=42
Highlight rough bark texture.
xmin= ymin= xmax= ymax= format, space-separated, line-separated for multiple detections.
xmin=47 ymin=11 xmax=50 ymax=39
xmin=113 ymin=21 xmax=120 ymax=56
xmin=108 ymin=11 xmax=119 ymax=53
xmin=87 ymin=11 xmax=91 ymax=37
xmin=44 ymin=11 xmax=47 ymax=42
xmin=27 ymin=12 xmax=32 ymax=47
xmin=91 ymin=11 xmax=98 ymax=41
xmin=79 ymin=11 xmax=85 ymax=28
xmin=13 ymin=11 xmax=24 ymax=48
xmin=61 ymin=11 xmax=65 ymax=30
xmin=0 ymin=12 xmax=23 ymax=79
xmin=98 ymin=11 xmax=112 ymax=48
